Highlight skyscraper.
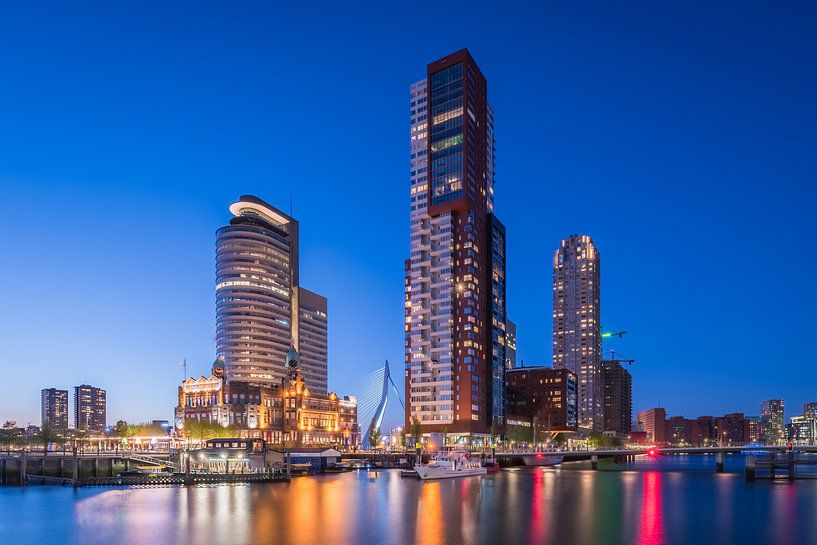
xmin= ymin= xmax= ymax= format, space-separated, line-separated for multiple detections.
xmin=216 ymin=195 xmax=328 ymax=393
xmin=760 ymin=399 xmax=784 ymax=445
xmin=505 ymin=320 xmax=517 ymax=370
xmin=601 ymin=360 xmax=632 ymax=434
xmin=74 ymin=384 xmax=106 ymax=432
xmin=553 ymin=234 xmax=602 ymax=431
xmin=41 ymin=388 xmax=69 ymax=431
xmin=405 ymin=49 xmax=505 ymax=439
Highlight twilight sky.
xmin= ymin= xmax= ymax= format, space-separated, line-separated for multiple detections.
xmin=1 ymin=1 xmax=815 ymax=430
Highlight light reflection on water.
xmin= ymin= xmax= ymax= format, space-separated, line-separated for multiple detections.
xmin=3 ymin=456 xmax=817 ymax=545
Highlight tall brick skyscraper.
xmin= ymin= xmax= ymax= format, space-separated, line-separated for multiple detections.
xmin=405 ymin=49 xmax=506 ymax=440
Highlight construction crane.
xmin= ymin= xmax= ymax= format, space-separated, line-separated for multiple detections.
xmin=605 ymin=349 xmax=635 ymax=365
xmin=601 ymin=330 xmax=635 ymax=364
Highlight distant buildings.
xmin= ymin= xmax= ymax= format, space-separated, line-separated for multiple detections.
xmin=175 ymin=349 xmax=357 ymax=447
xmin=505 ymin=366 xmax=577 ymax=436
xmin=553 ymin=235 xmax=602 ymax=432
xmin=216 ymin=195 xmax=328 ymax=393
xmin=74 ymin=384 xmax=106 ymax=432
xmin=760 ymin=399 xmax=785 ymax=445
xmin=40 ymin=388 xmax=69 ymax=431
xmin=601 ymin=360 xmax=632 ymax=435
xmin=787 ymin=402 xmax=817 ymax=445
xmin=404 ymin=49 xmax=506 ymax=440
xmin=636 ymin=408 xmax=666 ymax=444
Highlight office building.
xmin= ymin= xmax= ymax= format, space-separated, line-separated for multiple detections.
xmin=505 ymin=366 xmax=578 ymax=436
xmin=553 ymin=235 xmax=602 ymax=432
xmin=404 ymin=49 xmax=506 ymax=439
xmin=74 ymin=384 xmax=106 ymax=432
xmin=216 ymin=195 xmax=328 ymax=393
xmin=601 ymin=360 xmax=632 ymax=434
xmin=40 ymin=388 xmax=69 ymax=431
xmin=636 ymin=408 xmax=666 ymax=444
xmin=505 ymin=320 xmax=517 ymax=370
xmin=760 ymin=399 xmax=784 ymax=445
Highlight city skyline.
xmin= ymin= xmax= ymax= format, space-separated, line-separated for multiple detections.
xmin=2 ymin=2 xmax=816 ymax=428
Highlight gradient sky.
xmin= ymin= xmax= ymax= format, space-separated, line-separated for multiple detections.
xmin=1 ymin=1 xmax=815 ymax=430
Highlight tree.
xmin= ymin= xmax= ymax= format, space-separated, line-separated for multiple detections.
xmin=183 ymin=419 xmax=236 ymax=446
xmin=38 ymin=422 xmax=63 ymax=455
xmin=506 ymin=423 xmax=533 ymax=444
xmin=113 ymin=420 xmax=130 ymax=438
xmin=367 ymin=418 xmax=381 ymax=450
xmin=411 ymin=417 xmax=421 ymax=448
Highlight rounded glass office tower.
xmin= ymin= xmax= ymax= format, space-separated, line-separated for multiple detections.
xmin=215 ymin=196 xmax=297 ymax=386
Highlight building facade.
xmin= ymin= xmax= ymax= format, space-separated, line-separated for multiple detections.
xmin=601 ymin=360 xmax=632 ymax=435
xmin=175 ymin=351 xmax=358 ymax=448
xmin=553 ymin=235 xmax=602 ymax=432
xmin=74 ymin=384 xmax=106 ymax=432
xmin=760 ymin=399 xmax=785 ymax=445
xmin=41 ymin=388 xmax=69 ymax=431
xmin=216 ymin=195 xmax=328 ymax=393
xmin=505 ymin=367 xmax=578 ymax=436
xmin=636 ymin=408 xmax=666 ymax=444
xmin=404 ymin=49 xmax=505 ymax=439
xmin=505 ymin=320 xmax=517 ymax=370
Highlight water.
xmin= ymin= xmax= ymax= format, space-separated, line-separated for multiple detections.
xmin=2 ymin=455 xmax=817 ymax=545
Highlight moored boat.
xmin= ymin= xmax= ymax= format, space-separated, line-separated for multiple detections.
xmin=414 ymin=450 xmax=487 ymax=480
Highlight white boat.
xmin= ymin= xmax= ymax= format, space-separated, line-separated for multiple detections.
xmin=414 ymin=450 xmax=487 ymax=480
xmin=520 ymin=453 xmax=564 ymax=467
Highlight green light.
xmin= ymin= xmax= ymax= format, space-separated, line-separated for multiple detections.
xmin=601 ymin=332 xmax=612 ymax=338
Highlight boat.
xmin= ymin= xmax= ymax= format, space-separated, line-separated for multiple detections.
xmin=414 ymin=450 xmax=487 ymax=480
xmin=483 ymin=460 xmax=501 ymax=474
xmin=400 ymin=468 xmax=419 ymax=478
xmin=520 ymin=453 xmax=564 ymax=467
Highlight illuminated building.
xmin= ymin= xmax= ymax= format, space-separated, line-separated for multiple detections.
xmin=636 ymin=408 xmax=666 ymax=444
xmin=505 ymin=366 xmax=577 ymax=436
xmin=601 ymin=360 xmax=632 ymax=435
xmin=41 ymin=388 xmax=69 ymax=431
xmin=505 ymin=320 xmax=517 ymax=370
xmin=216 ymin=195 xmax=328 ymax=393
xmin=175 ymin=350 xmax=358 ymax=447
xmin=760 ymin=399 xmax=784 ymax=445
xmin=74 ymin=384 xmax=106 ymax=432
xmin=404 ymin=49 xmax=507 ymax=440
xmin=553 ymin=234 xmax=602 ymax=432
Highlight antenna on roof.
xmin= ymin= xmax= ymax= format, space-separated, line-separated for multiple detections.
xmin=290 ymin=193 xmax=293 ymax=218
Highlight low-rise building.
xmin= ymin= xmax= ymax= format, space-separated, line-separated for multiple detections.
xmin=505 ymin=366 xmax=578 ymax=440
xmin=175 ymin=349 xmax=358 ymax=448
xmin=636 ymin=408 xmax=666 ymax=444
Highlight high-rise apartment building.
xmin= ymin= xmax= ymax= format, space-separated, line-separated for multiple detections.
xmin=216 ymin=195 xmax=328 ymax=393
xmin=601 ymin=360 xmax=632 ymax=435
xmin=404 ymin=49 xmax=505 ymax=439
xmin=41 ymin=388 xmax=69 ymax=431
xmin=74 ymin=384 xmax=106 ymax=432
xmin=760 ymin=399 xmax=784 ymax=445
xmin=553 ymin=235 xmax=602 ymax=431
xmin=505 ymin=320 xmax=517 ymax=370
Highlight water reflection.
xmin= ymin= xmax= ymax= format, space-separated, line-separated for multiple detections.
xmin=3 ymin=459 xmax=817 ymax=545
xmin=638 ymin=472 xmax=663 ymax=545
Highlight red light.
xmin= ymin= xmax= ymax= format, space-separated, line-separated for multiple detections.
xmin=535 ymin=453 xmax=543 ymax=459
xmin=647 ymin=448 xmax=657 ymax=458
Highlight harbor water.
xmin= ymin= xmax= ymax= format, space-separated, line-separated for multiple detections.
xmin=2 ymin=454 xmax=817 ymax=545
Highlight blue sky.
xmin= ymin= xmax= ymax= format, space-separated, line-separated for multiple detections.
xmin=1 ymin=1 xmax=815 ymax=429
